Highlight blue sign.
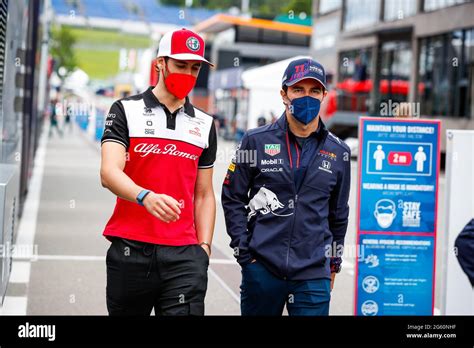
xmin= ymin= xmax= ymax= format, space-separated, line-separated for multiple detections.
xmin=355 ymin=117 xmax=440 ymax=316
xmin=356 ymin=234 xmax=435 ymax=316
xmin=95 ymin=110 xmax=105 ymax=142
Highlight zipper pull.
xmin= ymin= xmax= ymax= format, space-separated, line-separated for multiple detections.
xmin=295 ymin=194 xmax=298 ymax=203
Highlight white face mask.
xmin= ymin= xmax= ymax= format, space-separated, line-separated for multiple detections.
xmin=374 ymin=212 xmax=396 ymax=229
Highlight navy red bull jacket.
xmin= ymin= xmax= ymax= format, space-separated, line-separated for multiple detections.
xmin=455 ymin=218 xmax=474 ymax=286
xmin=222 ymin=114 xmax=351 ymax=280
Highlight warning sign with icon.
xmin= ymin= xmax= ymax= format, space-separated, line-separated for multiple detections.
xmin=355 ymin=117 xmax=440 ymax=316
xmin=367 ymin=141 xmax=432 ymax=176
xmin=358 ymin=118 xmax=440 ymax=234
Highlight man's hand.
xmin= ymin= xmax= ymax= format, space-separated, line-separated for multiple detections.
xmin=143 ymin=192 xmax=181 ymax=223
xmin=200 ymin=244 xmax=211 ymax=257
xmin=330 ymin=272 xmax=336 ymax=291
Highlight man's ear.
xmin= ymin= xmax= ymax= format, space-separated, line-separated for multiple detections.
xmin=280 ymin=89 xmax=289 ymax=106
xmin=156 ymin=57 xmax=165 ymax=70
xmin=321 ymin=90 xmax=328 ymax=103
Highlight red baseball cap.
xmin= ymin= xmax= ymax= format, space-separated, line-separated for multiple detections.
xmin=157 ymin=28 xmax=214 ymax=66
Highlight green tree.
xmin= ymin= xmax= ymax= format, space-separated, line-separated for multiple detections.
xmin=50 ymin=26 xmax=77 ymax=78
xmin=282 ymin=0 xmax=312 ymax=15
xmin=160 ymin=0 xmax=239 ymax=9
xmin=158 ymin=0 xmax=311 ymax=17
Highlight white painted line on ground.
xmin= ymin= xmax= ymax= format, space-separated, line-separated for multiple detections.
xmin=0 ymin=296 xmax=27 ymax=315
xmin=32 ymin=255 xmax=105 ymax=261
xmin=210 ymin=258 xmax=238 ymax=265
xmin=16 ymin=254 xmax=239 ymax=265
xmin=9 ymin=261 xmax=31 ymax=283
xmin=208 ymin=267 xmax=240 ymax=304
xmin=15 ymin=128 xmax=49 ymax=257
xmin=2 ymin=128 xmax=49 ymax=315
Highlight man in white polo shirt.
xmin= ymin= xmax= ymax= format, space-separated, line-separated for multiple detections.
xmin=100 ymin=28 xmax=217 ymax=316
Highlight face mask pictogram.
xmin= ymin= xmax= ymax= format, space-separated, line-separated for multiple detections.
xmin=374 ymin=199 xmax=397 ymax=229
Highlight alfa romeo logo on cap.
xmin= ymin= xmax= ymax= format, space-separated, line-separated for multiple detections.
xmin=186 ymin=37 xmax=200 ymax=51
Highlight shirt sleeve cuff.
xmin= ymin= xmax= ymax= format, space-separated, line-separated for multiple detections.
xmin=198 ymin=163 xmax=214 ymax=169
xmin=330 ymin=257 xmax=342 ymax=273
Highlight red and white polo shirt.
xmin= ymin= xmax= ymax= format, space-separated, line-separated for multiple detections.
xmin=101 ymin=87 xmax=217 ymax=246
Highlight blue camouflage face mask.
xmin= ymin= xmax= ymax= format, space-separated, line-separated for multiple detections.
xmin=288 ymin=96 xmax=321 ymax=125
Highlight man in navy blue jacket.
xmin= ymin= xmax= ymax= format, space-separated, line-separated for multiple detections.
xmin=222 ymin=58 xmax=351 ymax=316
xmin=455 ymin=219 xmax=474 ymax=287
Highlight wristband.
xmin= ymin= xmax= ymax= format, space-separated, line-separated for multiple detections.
xmin=136 ymin=189 xmax=151 ymax=206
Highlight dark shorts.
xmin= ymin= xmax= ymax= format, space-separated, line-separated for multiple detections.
xmin=106 ymin=237 xmax=209 ymax=316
